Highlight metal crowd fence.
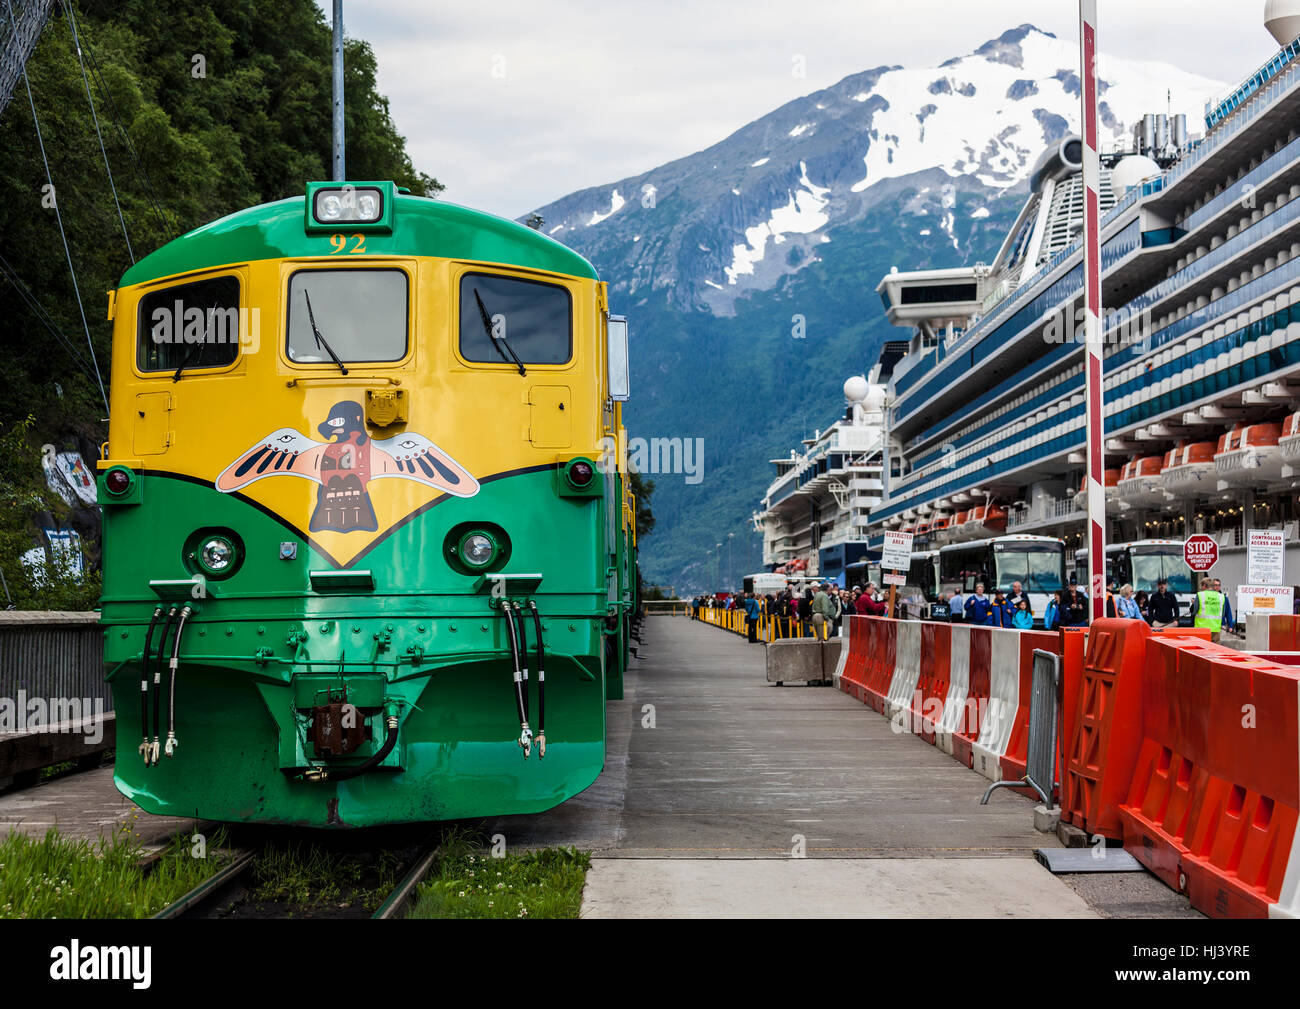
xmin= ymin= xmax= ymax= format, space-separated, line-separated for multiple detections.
xmin=692 ymin=604 xmax=832 ymax=642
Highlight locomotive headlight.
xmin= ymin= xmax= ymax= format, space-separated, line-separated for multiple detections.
xmin=318 ymin=194 xmax=343 ymax=221
xmin=458 ymin=530 xmax=498 ymax=568
xmin=200 ymin=536 xmax=235 ymax=573
xmin=312 ymin=186 xmax=384 ymax=224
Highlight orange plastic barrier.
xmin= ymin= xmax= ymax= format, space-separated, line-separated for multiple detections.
xmin=911 ymin=622 xmax=952 ymax=743
xmin=1119 ymin=638 xmax=1300 ymax=918
xmin=862 ymin=617 xmax=897 ymax=713
xmin=1058 ymin=628 xmax=1087 ymax=822
xmin=951 ymin=626 xmax=991 ymax=769
xmin=1061 ymin=618 xmax=1149 ymax=839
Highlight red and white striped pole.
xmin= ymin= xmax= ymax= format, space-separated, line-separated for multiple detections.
xmin=1079 ymin=0 xmax=1107 ymax=622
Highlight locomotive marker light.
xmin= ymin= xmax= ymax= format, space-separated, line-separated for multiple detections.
xmin=566 ymin=458 xmax=596 ymax=488
xmin=104 ymin=466 xmax=133 ymax=496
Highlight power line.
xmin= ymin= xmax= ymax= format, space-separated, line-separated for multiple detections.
xmin=0 ymin=251 xmax=97 ymax=378
xmin=5 ymin=0 xmax=108 ymax=416
xmin=75 ymin=12 xmax=169 ymax=237
xmin=63 ymin=0 xmax=132 ymax=263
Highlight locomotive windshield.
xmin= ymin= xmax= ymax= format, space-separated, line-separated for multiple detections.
xmin=137 ymin=275 xmax=241 ymax=373
xmin=286 ymin=269 xmax=408 ymax=363
xmin=459 ymin=272 xmax=572 ymax=365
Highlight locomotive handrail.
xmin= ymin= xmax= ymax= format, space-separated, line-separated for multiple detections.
xmin=284 ymin=374 xmax=402 ymax=387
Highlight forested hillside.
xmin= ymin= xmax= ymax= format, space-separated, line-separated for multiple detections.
xmin=0 ymin=0 xmax=438 ymax=606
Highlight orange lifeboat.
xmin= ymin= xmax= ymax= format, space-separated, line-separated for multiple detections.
xmin=1282 ymin=410 xmax=1300 ymax=476
xmin=1162 ymin=439 xmax=1218 ymax=495
xmin=1215 ymin=422 xmax=1284 ymax=486
xmin=1072 ymin=469 xmax=1120 ymax=512
xmin=1117 ymin=454 xmax=1167 ymax=508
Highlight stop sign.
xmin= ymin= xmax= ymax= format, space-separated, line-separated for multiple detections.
xmin=1184 ymin=534 xmax=1219 ymax=572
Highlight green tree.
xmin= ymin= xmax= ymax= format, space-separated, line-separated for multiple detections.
xmin=0 ymin=1 xmax=440 ymax=606
xmin=629 ymin=469 xmax=655 ymax=540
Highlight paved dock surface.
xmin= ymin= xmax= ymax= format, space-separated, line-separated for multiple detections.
xmin=491 ymin=616 xmax=1198 ymax=918
xmin=0 ymin=766 xmax=199 ymax=848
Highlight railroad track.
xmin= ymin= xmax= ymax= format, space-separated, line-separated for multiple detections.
xmin=154 ymin=841 xmax=440 ymax=920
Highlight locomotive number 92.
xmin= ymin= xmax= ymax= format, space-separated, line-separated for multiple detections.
xmin=97 ymin=181 xmax=637 ymax=827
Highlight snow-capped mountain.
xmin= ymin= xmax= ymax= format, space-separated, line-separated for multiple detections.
xmin=522 ymin=25 xmax=1226 ymax=592
xmin=529 ymin=25 xmax=1222 ymax=318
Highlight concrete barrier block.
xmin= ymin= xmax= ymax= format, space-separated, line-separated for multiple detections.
xmin=822 ymin=639 xmax=843 ymax=681
xmin=766 ymin=640 xmax=826 ymax=684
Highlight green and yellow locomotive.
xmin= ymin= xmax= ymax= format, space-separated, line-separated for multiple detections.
xmin=97 ymin=181 xmax=635 ymax=826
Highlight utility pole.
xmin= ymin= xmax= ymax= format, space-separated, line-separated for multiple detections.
xmin=332 ymin=0 xmax=345 ymax=181
xmin=727 ymin=533 xmax=734 ymax=588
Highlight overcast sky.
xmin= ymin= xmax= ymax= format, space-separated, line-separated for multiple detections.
xmin=320 ymin=1 xmax=1282 ymax=219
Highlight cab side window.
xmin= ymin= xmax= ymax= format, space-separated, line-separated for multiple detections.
xmin=137 ymin=276 xmax=241 ymax=373
xmin=459 ymin=272 xmax=572 ymax=365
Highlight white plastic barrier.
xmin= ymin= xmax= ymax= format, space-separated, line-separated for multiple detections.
xmin=886 ymin=620 xmax=923 ymax=722
xmin=936 ymin=624 xmax=971 ymax=755
xmin=832 ymin=615 xmax=853 ymax=688
xmin=971 ymin=627 xmax=1023 ymax=781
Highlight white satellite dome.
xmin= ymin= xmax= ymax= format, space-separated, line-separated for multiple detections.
xmin=862 ymin=384 xmax=886 ymax=411
xmin=843 ymin=375 xmax=871 ymax=403
xmin=1110 ymin=155 xmax=1162 ymax=193
xmin=1265 ymin=0 xmax=1300 ymax=46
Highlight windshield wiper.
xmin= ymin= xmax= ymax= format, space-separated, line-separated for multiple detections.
xmin=303 ymin=290 xmax=348 ymax=375
xmin=474 ymin=288 xmax=526 ymax=376
xmin=172 ymin=314 xmax=213 ymax=382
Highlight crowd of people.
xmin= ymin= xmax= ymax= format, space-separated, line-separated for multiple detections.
xmin=692 ymin=575 xmax=1245 ymax=643
xmin=690 ymin=582 xmax=919 ymax=643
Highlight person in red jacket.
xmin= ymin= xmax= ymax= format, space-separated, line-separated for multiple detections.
xmin=856 ymin=582 xmax=888 ymax=617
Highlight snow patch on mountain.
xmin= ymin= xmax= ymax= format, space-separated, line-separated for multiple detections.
xmin=723 ymin=162 xmax=830 ymax=286
xmin=847 ymin=28 xmax=1220 ymax=195
xmin=587 ymin=189 xmax=625 ymax=226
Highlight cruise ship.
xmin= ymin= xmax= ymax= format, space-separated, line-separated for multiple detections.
xmin=758 ymin=10 xmax=1300 ymax=606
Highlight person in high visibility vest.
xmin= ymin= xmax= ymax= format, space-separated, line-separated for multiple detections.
xmin=1190 ymin=576 xmax=1225 ymax=643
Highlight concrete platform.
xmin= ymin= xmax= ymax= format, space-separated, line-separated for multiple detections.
xmin=488 ymin=616 xmax=1175 ymax=917
xmin=580 ymin=857 xmax=1099 ymax=918
xmin=0 ymin=766 xmax=200 ymax=847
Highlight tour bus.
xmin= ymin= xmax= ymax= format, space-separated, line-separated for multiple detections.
xmin=744 ymin=572 xmax=822 ymax=596
xmin=938 ymin=535 xmax=1067 ymax=625
xmin=1073 ymin=540 xmax=1194 ymax=621
xmin=843 ymin=559 xmax=882 ymax=590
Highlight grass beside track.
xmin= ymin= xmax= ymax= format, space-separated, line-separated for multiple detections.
xmin=407 ymin=834 xmax=590 ymax=919
xmin=0 ymin=825 xmax=228 ymax=918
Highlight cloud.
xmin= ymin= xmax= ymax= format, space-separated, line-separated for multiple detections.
xmin=320 ymin=0 xmax=1280 ymax=218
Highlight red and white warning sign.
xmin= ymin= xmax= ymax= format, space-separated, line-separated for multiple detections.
xmin=1184 ymin=534 xmax=1219 ymax=572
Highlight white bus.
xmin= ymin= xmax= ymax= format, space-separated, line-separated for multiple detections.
xmin=1074 ymin=540 xmax=1195 ymax=621
xmin=938 ymin=535 xmax=1067 ymax=624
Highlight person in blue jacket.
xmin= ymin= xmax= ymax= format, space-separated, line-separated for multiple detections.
xmin=964 ymin=583 xmax=993 ymax=625
xmin=990 ymin=591 xmax=1013 ymax=627
xmin=1043 ymin=591 xmax=1061 ymax=631
xmin=1012 ymin=598 xmax=1034 ymax=629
